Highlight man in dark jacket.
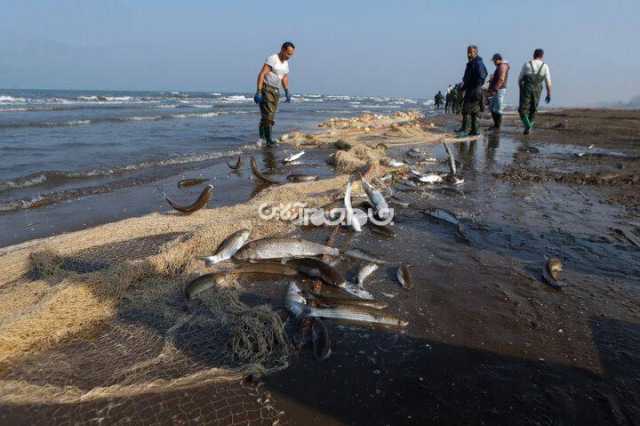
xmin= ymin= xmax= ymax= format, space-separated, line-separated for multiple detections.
xmin=456 ymin=45 xmax=488 ymax=136
xmin=487 ymin=53 xmax=510 ymax=131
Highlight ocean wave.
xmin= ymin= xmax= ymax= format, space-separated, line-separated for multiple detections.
xmin=219 ymin=95 xmax=253 ymax=103
xmin=0 ymin=148 xmax=245 ymax=195
xmin=0 ymin=95 xmax=27 ymax=104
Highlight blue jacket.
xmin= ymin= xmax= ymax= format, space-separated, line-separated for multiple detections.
xmin=461 ymin=56 xmax=488 ymax=91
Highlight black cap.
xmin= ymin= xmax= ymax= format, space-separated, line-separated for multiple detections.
xmin=492 ymin=53 xmax=503 ymax=61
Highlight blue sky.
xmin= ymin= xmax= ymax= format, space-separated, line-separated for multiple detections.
xmin=0 ymin=0 xmax=637 ymax=105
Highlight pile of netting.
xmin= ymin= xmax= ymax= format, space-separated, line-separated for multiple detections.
xmin=0 ymin=245 xmax=290 ymax=424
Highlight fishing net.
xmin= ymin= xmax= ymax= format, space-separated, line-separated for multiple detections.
xmin=0 ymin=244 xmax=289 ymax=425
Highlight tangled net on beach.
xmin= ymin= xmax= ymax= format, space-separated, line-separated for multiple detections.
xmin=0 ymin=245 xmax=290 ymax=424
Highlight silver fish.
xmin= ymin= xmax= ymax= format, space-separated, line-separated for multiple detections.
xmin=416 ymin=174 xmax=444 ymax=184
xmin=342 ymin=282 xmax=374 ymax=300
xmin=200 ymin=229 xmax=251 ymax=266
xmin=286 ymin=283 xmax=407 ymax=326
xmin=361 ymin=177 xmax=392 ymax=220
xmin=344 ymin=248 xmax=388 ymax=264
xmin=442 ymin=142 xmax=457 ymax=176
xmin=422 ymin=207 xmax=460 ymax=226
xmin=357 ymin=263 xmax=378 ymax=287
xmin=184 ymin=272 xmax=228 ymax=300
xmin=345 ymin=178 xmax=362 ymax=232
xmin=234 ymin=237 xmax=339 ymax=261
xmin=284 ymin=151 xmax=305 ymax=163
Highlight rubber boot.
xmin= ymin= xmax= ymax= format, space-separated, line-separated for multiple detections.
xmin=264 ymin=126 xmax=276 ymax=146
xmin=456 ymin=114 xmax=469 ymax=134
xmin=469 ymin=114 xmax=480 ymax=136
xmin=521 ymin=115 xmax=532 ymax=135
xmin=488 ymin=112 xmax=499 ymax=131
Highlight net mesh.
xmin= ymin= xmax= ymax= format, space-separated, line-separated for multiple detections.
xmin=0 ymin=245 xmax=289 ymax=425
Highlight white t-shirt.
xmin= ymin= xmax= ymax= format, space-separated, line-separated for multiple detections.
xmin=264 ymin=54 xmax=289 ymax=89
xmin=518 ymin=59 xmax=552 ymax=87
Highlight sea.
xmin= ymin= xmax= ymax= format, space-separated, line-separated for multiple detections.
xmin=0 ymin=89 xmax=428 ymax=247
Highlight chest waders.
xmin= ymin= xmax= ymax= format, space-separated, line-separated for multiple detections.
xmin=259 ymin=85 xmax=280 ymax=145
xmin=518 ymin=62 xmax=545 ymax=131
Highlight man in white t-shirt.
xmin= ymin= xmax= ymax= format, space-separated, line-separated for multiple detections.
xmin=254 ymin=41 xmax=295 ymax=145
xmin=518 ymin=48 xmax=552 ymax=135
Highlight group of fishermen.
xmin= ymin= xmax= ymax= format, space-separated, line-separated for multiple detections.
xmin=253 ymin=41 xmax=552 ymax=145
xmin=435 ymin=45 xmax=552 ymax=136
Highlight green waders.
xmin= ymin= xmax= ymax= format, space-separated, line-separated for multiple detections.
xmin=518 ymin=61 xmax=545 ymax=134
xmin=458 ymin=87 xmax=482 ymax=136
xmin=259 ymin=85 xmax=280 ymax=145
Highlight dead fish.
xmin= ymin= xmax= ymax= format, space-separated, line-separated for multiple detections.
xmin=361 ymin=177 xmax=392 ymax=220
xmin=250 ymin=157 xmax=279 ymax=184
xmin=287 ymin=174 xmax=319 ymax=182
xmin=229 ymin=262 xmax=298 ymax=276
xmin=166 ymin=184 xmax=214 ymax=214
xmin=342 ymin=282 xmax=374 ymax=300
xmin=200 ymin=229 xmax=251 ymax=266
xmin=334 ymin=140 xmax=352 ymax=151
xmin=344 ymin=248 xmax=388 ymax=264
xmin=226 ymin=156 xmax=242 ymax=170
xmin=422 ymin=207 xmax=460 ymax=226
xmin=286 ymin=258 xmax=346 ymax=288
xmin=286 ymin=283 xmax=407 ymax=326
xmin=357 ymin=263 xmax=378 ymax=286
xmin=177 ymin=178 xmax=209 ymax=188
xmin=284 ymin=151 xmax=305 ymax=163
xmin=234 ymin=237 xmax=340 ymax=261
xmin=385 ymin=159 xmax=406 ymax=168
xmin=547 ymin=258 xmax=563 ymax=280
xmin=416 ymin=174 xmax=444 ymax=184
xmin=396 ymin=264 xmax=413 ymax=290
xmin=184 ymin=272 xmax=227 ymax=300
xmin=312 ymin=294 xmax=387 ymax=310
xmin=311 ymin=319 xmax=332 ymax=361
xmin=345 ymin=178 xmax=362 ymax=232
xmin=442 ymin=142 xmax=457 ymax=176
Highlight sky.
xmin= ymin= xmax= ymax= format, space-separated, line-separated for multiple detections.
xmin=0 ymin=0 xmax=638 ymax=106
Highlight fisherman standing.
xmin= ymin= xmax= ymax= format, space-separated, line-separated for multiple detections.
xmin=434 ymin=91 xmax=444 ymax=110
xmin=254 ymin=42 xmax=295 ymax=145
xmin=457 ymin=45 xmax=488 ymax=136
xmin=518 ymin=48 xmax=552 ymax=135
xmin=445 ymin=85 xmax=453 ymax=113
xmin=487 ymin=53 xmax=510 ymax=131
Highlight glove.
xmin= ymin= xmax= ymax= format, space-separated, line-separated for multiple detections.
xmin=284 ymin=89 xmax=291 ymax=103
xmin=545 ymin=95 xmax=551 ymax=104
xmin=254 ymin=91 xmax=262 ymax=104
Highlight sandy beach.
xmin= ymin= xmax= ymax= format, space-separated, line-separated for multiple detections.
xmin=1 ymin=108 xmax=640 ymax=425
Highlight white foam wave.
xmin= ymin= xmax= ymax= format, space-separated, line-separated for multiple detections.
xmin=219 ymin=95 xmax=252 ymax=103
xmin=0 ymin=95 xmax=27 ymax=104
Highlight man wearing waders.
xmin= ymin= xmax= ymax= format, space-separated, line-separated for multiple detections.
xmin=457 ymin=45 xmax=488 ymax=137
xmin=254 ymin=42 xmax=295 ymax=145
xmin=518 ymin=48 xmax=552 ymax=135
xmin=434 ymin=91 xmax=444 ymax=110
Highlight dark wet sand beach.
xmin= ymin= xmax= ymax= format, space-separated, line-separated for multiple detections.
xmin=1 ymin=109 xmax=640 ymax=425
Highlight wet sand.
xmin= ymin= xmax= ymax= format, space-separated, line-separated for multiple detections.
xmin=1 ymin=109 xmax=640 ymax=425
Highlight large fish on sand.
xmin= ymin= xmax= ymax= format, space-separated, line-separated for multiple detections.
xmin=166 ymin=184 xmax=214 ymax=214
xmin=361 ymin=177 xmax=392 ymax=220
xmin=200 ymin=229 xmax=251 ymax=266
xmin=283 ymin=151 xmax=305 ymax=163
xmin=234 ymin=238 xmax=339 ymax=261
xmin=286 ymin=282 xmax=408 ymax=327
xmin=286 ymin=258 xmax=346 ymax=288
xmin=185 ymin=272 xmax=227 ymax=300
xmin=345 ymin=178 xmax=362 ymax=232
xmin=357 ymin=263 xmax=378 ymax=286
xmin=250 ymin=157 xmax=279 ymax=184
